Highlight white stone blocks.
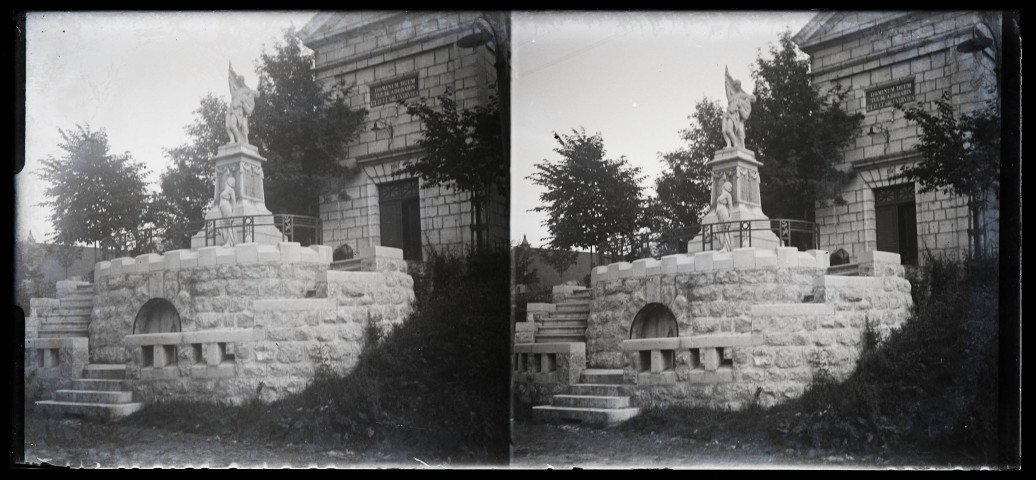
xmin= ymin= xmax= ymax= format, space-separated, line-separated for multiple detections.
xmin=752 ymin=303 xmax=835 ymax=317
xmin=109 ymin=257 xmax=136 ymax=276
xmin=253 ymin=299 xmax=336 ymax=311
xmin=215 ymin=247 xmax=237 ymax=265
xmin=95 ymin=261 xmax=111 ymax=277
xmin=632 ymin=258 xmax=660 ymax=277
xmin=713 ymin=251 xmax=733 ymax=270
xmin=617 ymin=262 xmax=634 ymax=279
xmin=807 ymin=249 xmax=830 ymax=269
xmin=299 ymin=247 xmax=319 ymax=263
xmin=310 ymin=244 xmax=333 ymax=264
xmin=197 ymin=246 xmax=219 ymax=267
xmin=590 ymin=265 xmax=608 ymax=283
xmin=732 ymin=248 xmax=756 ymax=270
xmin=135 ymin=253 xmax=164 ymax=273
xmin=278 ymin=242 xmax=301 ymax=263
xmin=776 ymin=247 xmax=800 ymax=267
xmin=257 ymin=244 xmax=280 ymax=263
xmin=235 ymin=243 xmax=259 ymax=265
xmin=858 ymin=250 xmax=901 ymax=265
xmin=693 ymin=251 xmax=714 ymax=272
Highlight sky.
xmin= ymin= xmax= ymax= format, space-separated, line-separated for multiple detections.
xmin=17 ymin=10 xmax=319 ymax=243
xmin=16 ymin=10 xmax=818 ymax=250
xmin=510 ymin=11 xmax=817 ymax=247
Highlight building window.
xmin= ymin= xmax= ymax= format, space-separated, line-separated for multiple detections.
xmin=378 ymin=179 xmax=422 ymax=261
xmin=874 ymin=183 xmax=918 ymax=265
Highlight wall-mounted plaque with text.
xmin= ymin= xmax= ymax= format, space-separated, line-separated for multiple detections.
xmin=370 ymin=74 xmax=419 ymax=107
xmin=865 ymin=78 xmax=915 ymax=111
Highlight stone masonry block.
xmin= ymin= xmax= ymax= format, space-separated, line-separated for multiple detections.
xmin=713 ymin=252 xmax=733 ymax=270
xmin=216 ymin=247 xmax=237 ymax=265
xmin=163 ymin=250 xmax=191 ymax=270
xmin=617 ymin=262 xmax=634 ymax=279
xmin=605 ymin=263 xmax=621 ymax=281
xmin=755 ymin=248 xmax=777 ymax=269
xmin=632 ymin=258 xmax=659 ymax=277
xmin=257 ymin=244 xmax=281 ymax=264
xmin=702 ymin=347 xmax=721 ymax=371
xmin=235 ymin=243 xmax=259 ymax=265
xmin=95 ymin=261 xmax=111 ymax=278
xmin=732 ymin=248 xmax=756 ymax=270
xmin=858 ymin=250 xmax=901 ymax=265
xmin=279 ymin=242 xmax=302 ymax=263
xmin=300 ymin=247 xmax=319 ymax=263
xmin=660 ymin=255 xmax=680 ymax=275
xmin=591 ymin=265 xmax=608 ymax=284
xmin=310 ymin=245 xmax=333 ymax=264
xmin=676 ymin=255 xmax=696 ymax=273
xmin=110 ymin=257 xmax=136 ymax=276
xmin=694 ymin=251 xmax=715 ymax=272
xmin=197 ymin=247 xmax=219 ymax=267
xmin=796 ymin=252 xmax=818 ymax=268
xmin=807 ymin=249 xmax=830 ymax=269
xmin=776 ymin=247 xmax=799 ymax=267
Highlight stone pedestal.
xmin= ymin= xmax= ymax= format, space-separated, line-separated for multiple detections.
xmin=191 ymin=144 xmax=286 ymax=248
xmin=688 ymin=147 xmax=781 ymax=253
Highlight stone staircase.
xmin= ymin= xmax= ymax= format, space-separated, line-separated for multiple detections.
xmin=535 ymin=289 xmax=591 ymax=343
xmin=37 ymin=283 xmax=95 ymax=338
xmin=35 ymin=364 xmax=144 ymax=422
xmin=532 ymin=369 xmax=640 ymax=427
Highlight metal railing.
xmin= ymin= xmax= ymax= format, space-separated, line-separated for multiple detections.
xmin=98 ymin=214 xmax=322 ymax=258
xmin=625 ymin=219 xmax=819 ymax=261
xmin=698 ymin=219 xmax=819 ymax=252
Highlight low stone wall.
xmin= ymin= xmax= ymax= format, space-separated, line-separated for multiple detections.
xmin=89 ymin=242 xmax=414 ymax=404
xmin=24 ymin=337 xmax=89 ymax=402
xmin=512 ymin=342 xmax=586 ymax=405
xmin=587 ymin=247 xmax=829 ymax=368
xmin=580 ymin=247 xmax=912 ymax=410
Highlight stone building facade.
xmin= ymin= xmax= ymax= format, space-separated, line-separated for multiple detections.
xmin=297 ymin=12 xmax=509 ymax=262
xmin=793 ymin=12 xmax=1001 ymax=265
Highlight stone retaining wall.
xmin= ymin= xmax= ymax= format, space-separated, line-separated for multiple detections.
xmin=88 ymin=242 xmax=414 ymax=404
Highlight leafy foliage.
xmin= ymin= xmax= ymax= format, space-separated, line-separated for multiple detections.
xmin=15 ymin=239 xmax=52 ymax=311
xmin=400 ymin=88 xmax=506 ymax=253
xmin=249 ymin=28 xmax=367 ymax=216
xmin=896 ymin=92 xmax=1001 ymax=257
xmin=512 ymin=240 xmax=540 ymax=288
xmin=746 ymin=32 xmax=864 ymax=221
xmin=652 ymin=98 xmax=725 ymax=232
xmin=36 ymin=124 xmax=155 ymax=253
xmin=542 ymin=247 xmax=578 ymax=282
xmin=528 ymin=128 xmax=646 ymax=260
xmin=155 ymin=94 xmax=225 ymax=249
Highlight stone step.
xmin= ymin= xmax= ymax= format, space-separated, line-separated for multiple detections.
xmin=555 ymin=304 xmax=590 ymax=313
xmin=38 ymin=329 xmax=90 ymax=338
xmin=60 ymin=297 xmax=93 ymax=307
xmin=83 ymin=364 xmax=128 ymax=380
xmin=55 ymin=389 xmax=134 ymax=404
xmin=72 ymin=378 xmax=126 ymax=392
xmin=535 ymin=334 xmax=586 ymax=344
xmin=552 ymin=394 xmax=631 ymax=409
xmin=45 ymin=308 xmax=92 ymax=317
xmin=532 ymin=405 xmax=640 ymax=427
xmin=61 ymin=291 xmax=95 ymax=301
xmin=537 ymin=320 xmax=587 ymax=329
xmin=537 ymin=327 xmax=586 ymax=338
xmin=566 ymin=383 xmax=625 ymax=396
xmin=545 ymin=312 xmax=589 ymax=321
xmin=40 ymin=316 xmax=91 ymax=325
xmin=581 ymin=369 xmax=624 ymax=385
xmin=35 ymin=400 xmax=144 ymax=422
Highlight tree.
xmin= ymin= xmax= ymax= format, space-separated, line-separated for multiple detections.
xmin=401 ymin=88 xmax=506 ymax=254
xmin=15 ymin=237 xmax=50 ymax=311
xmin=746 ymin=32 xmax=864 ymax=221
xmin=36 ymin=124 xmax=154 ymax=255
xmin=249 ymin=27 xmax=368 ymax=217
xmin=155 ymin=94 xmax=225 ymax=249
xmin=896 ymin=92 xmax=1000 ymax=258
xmin=528 ymin=128 xmax=645 ymax=263
xmin=653 ymin=98 xmax=725 ymax=232
xmin=511 ymin=239 xmax=539 ymax=289
xmin=542 ymin=247 xmax=578 ymax=283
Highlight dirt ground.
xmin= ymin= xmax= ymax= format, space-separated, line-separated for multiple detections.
xmin=16 ymin=413 xmax=947 ymax=470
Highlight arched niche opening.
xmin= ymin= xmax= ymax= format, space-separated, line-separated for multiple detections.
xmin=629 ymin=303 xmax=678 ymax=339
xmin=134 ymin=298 xmax=182 ymax=334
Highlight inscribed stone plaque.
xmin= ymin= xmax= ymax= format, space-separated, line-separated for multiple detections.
xmin=370 ymin=74 xmax=419 ymax=107
xmin=866 ymin=78 xmax=915 ymax=111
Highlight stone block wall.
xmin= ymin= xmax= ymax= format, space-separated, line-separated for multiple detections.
xmin=587 ymin=248 xmax=828 ymax=369
xmin=24 ymin=337 xmax=89 ymax=402
xmin=512 ymin=342 xmax=586 ymax=405
xmin=89 ymin=243 xmax=414 ymax=404
xmin=799 ymin=12 xmax=997 ymax=265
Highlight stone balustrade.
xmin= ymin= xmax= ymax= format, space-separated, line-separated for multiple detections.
xmin=512 ymin=342 xmax=586 ymax=405
xmin=24 ymin=337 xmax=90 ymax=401
xmin=621 ymin=334 xmax=762 ymax=385
xmin=124 ymin=329 xmax=256 ymax=381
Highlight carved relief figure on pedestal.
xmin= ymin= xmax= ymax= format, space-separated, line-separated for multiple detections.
xmin=226 ymin=62 xmax=257 ymax=146
xmin=722 ymin=66 xmax=757 ymax=150
xmin=714 ymin=181 xmax=734 ymax=252
xmin=219 ymin=176 xmax=238 ymax=247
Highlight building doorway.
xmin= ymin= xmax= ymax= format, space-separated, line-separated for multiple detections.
xmin=874 ymin=183 xmax=918 ymax=265
xmin=379 ymin=179 xmax=422 ymax=261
